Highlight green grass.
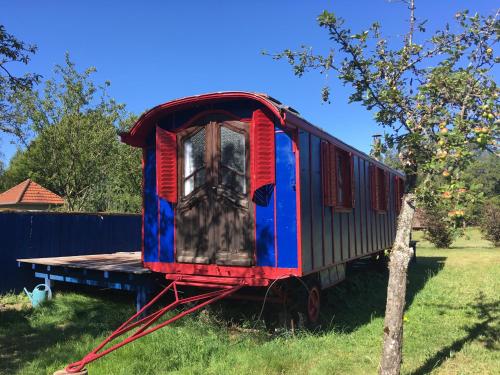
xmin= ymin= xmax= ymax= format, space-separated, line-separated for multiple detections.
xmin=1 ymin=228 xmax=498 ymax=375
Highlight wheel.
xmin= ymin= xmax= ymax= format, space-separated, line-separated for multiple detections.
xmin=287 ymin=278 xmax=322 ymax=329
xmin=306 ymin=285 xmax=321 ymax=324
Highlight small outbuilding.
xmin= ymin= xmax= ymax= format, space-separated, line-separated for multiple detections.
xmin=0 ymin=179 xmax=64 ymax=211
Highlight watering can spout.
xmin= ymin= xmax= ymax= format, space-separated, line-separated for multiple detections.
xmin=24 ymin=287 xmax=33 ymax=303
xmin=24 ymin=284 xmax=52 ymax=307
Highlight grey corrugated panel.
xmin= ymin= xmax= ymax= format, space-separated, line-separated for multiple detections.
xmin=310 ymin=135 xmax=324 ymax=270
xmin=359 ymin=158 xmax=368 ymax=255
xmin=0 ymin=211 xmax=141 ymax=293
xmin=365 ymin=162 xmax=374 ymax=253
xmin=333 ymin=212 xmax=342 ymax=263
xmin=324 ymin=206 xmax=333 ymax=267
xmin=341 ymin=214 xmax=349 ymax=261
xmin=299 ymin=130 xmax=312 ymax=273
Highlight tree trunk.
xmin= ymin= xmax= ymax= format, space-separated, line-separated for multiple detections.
xmin=379 ymin=193 xmax=416 ymax=375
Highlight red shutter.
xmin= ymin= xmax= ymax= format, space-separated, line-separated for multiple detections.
xmin=156 ymin=126 xmax=177 ymax=203
xmin=349 ymin=153 xmax=355 ymax=208
xmin=250 ymin=109 xmax=276 ymax=198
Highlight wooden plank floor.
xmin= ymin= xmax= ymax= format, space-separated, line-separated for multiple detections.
xmin=17 ymin=252 xmax=149 ymax=274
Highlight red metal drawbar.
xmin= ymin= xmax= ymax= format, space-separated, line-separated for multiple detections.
xmin=65 ymin=281 xmax=243 ymax=373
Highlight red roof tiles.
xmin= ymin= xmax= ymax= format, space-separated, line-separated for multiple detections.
xmin=0 ymin=179 xmax=64 ymax=206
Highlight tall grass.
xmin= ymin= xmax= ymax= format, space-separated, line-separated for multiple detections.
xmin=1 ymin=228 xmax=498 ymax=374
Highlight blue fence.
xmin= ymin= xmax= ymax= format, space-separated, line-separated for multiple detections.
xmin=0 ymin=211 xmax=141 ymax=293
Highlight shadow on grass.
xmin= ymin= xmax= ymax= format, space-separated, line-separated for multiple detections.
xmin=316 ymin=255 xmax=447 ymax=333
xmin=0 ymin=255 xmax=447 ymax=373
xmin=0 ymin=286 xmax=135 ymax=374
xmin=409 ymin=292 xmax=499 ymax=375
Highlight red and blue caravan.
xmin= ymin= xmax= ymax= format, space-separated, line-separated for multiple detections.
xmin=121 ymin=91 xmax=405 ymax=323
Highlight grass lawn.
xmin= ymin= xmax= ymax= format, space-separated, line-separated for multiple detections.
xmin=1 ymin=228 xmax=498 ymax=375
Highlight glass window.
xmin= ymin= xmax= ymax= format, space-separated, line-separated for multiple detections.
xmin=220 ymin=126 xmax=246 ymax=194
xmin=183 ymin=128 xmax=206 ymax=196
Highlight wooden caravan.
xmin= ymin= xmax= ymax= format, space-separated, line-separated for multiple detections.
xmin=121 ymin=91 xmax=405 ymax=293
xmin=60 ymin=92 xmax=407 ymax=372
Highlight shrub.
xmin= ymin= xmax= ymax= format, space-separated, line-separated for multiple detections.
xmin=480 ymin=200 xmax=500 ymax=247
xmin=422 ymin=206 xmax=459 ymax=248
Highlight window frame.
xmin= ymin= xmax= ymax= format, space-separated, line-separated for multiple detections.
xmin=371 ymin=165 xmax=389 ymax=213
xmin=178 ymin=126 xmax=208 ymax=198
xmin=218 ymin=122 xmax=248 ymax=195
xmin=321 ymin=142 xmax=354 ymax=210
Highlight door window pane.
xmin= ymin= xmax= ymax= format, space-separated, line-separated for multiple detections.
xmin=183 ymin=128 xmax=206 ymax=196
xmin=220 ymin=127 xmax=246 ymax=193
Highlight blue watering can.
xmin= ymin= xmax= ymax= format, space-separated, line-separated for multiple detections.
xmin=24 ymin=284 xmax=52 ymax=307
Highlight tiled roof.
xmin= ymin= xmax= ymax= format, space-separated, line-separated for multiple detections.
xmin=0 ymin=179 xmax=64 ymax=206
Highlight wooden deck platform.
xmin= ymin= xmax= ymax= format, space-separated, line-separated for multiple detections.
xmin=17 ymin=252 xmax=154 ymax=311
xmin=17 ymin=252 xmax=149 ymax=274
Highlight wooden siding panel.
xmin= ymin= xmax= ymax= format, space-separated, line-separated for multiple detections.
xmin=324 ymin=200 xmax=333 ymax=266
xmin=353 ymin=156 xmax=361 ymax=257
xmin=341 ymin=214 xmax=349 ymax=261
xmin=299 ymin=130 xmax=312 ymax=273
xmin=359 ymin=158 xmax=367 ymax=255
xmin=333 ymin=212 xmax=342 ymax=263
xmin=365 ymin=162 xmax=374 ymax=253
xmin=310 ymin=135 xmax=324 ymax=269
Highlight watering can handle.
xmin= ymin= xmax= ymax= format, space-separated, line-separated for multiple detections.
xmin=24 ymin=287 xmax=33 ymax=302
xmin=34 ymin=284 xmax=53 ymax=300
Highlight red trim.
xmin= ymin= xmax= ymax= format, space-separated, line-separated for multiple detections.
xmin=122 ymin=92 xmax=285 ymax=147
xmin=283 ymin=111 xmax=404 ymax=179
xmin=144 ymin=262 xmax=299 ymax=280
xmin=182 ymin=109 xmax=244 ymax=129
xmin=164 ymin=274 xmax=270 ymax=287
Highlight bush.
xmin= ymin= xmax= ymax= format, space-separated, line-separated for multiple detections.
xmin=480 ymin=200 xmax=500 ymax=247
xmin=422 ymin=207 xmax=459 ymax=248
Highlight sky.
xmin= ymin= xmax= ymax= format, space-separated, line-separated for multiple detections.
xmin=1 ymin=0 xmax=497 ymax=166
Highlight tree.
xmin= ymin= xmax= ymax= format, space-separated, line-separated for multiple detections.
xmin=9 ymin=54 xmax=141 ymax=212
xmin=0 ymin=25 xmax=40 ymax=144
xmin=269 ymin=2 xmax=498 ymax=374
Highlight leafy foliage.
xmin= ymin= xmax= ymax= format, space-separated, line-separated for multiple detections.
xmin=421 ymin=204 xmax=460 ymax=248
xmin=268 ymin=7 xmax=499 ymax=228
xmin=480 ymin=199 xmax=500 ymax=246
xmin=0 ymin=25 xmax=40 ymax=143
xmin=2 ymin=55 xmax=141 ymax=212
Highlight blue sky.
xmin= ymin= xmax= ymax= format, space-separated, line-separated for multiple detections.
xmin=1 ymin=0 xmax=497 ymax=165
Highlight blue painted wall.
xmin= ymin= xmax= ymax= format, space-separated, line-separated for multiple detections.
xmin=275 ymin=130 xmax=298 ymax=268
xmin=143 ymin=147 xmax=159 ymax=263
xmin=0 ymin=211 xmax=141 ymax=293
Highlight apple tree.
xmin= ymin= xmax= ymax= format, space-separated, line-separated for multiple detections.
xmin=268 ymin=1 xmax=498 ymax=374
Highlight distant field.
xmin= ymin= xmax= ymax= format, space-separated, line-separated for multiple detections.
xmin=1 ymin=228 xmax=498 ymax=374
